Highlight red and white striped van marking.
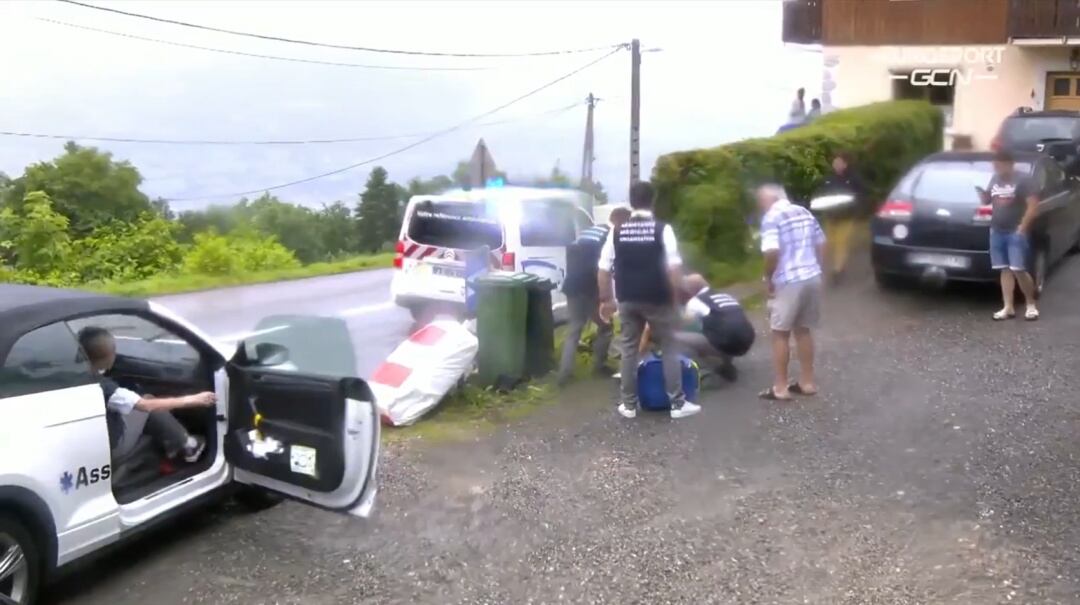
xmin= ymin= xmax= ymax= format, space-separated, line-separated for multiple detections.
xmin=400 ymin=240 xmax=507 ymax=268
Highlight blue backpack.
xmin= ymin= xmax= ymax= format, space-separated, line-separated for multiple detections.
xmin=636 ymin=353 xmax=700 ymax=411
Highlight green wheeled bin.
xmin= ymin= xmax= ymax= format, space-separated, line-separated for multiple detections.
xmin=474 ymin=272 xmax=530 ymax=388
xmin=522 ymin=275 xmax=556 ymax=379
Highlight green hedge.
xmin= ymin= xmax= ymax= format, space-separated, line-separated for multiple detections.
xmin=652 ymin=100 xmax=944 ymax=280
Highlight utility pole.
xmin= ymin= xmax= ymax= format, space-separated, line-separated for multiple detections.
xmin=629 ymin=38 xmax=641 ymax=192
xmin=580 ymin=92 xmax=596 ymax=214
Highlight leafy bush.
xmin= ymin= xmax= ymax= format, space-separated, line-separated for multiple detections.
xmin=71 ymin=213 xmax=183 ymax=283
xmin=0 ymin=191 xmax=72 ymax=274
xmin=182 ymin=230 xmax=299 ymax=276
xmin=653 ymin=100 xmax=943 ymax=278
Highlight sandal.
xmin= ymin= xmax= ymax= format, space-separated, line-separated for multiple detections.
xmin=759 ymin=387 xmax=792 ymax=401
xmin=1025 ymin=307 xmax=1040 ymax=321
xmin=788 ymin=382 xmax=818 ymax=396
xmin=992 ymin=309 xmax=1015 ymax=321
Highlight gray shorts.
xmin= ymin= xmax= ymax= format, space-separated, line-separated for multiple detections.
xmin=768 ymin=277 xmax=823 ymax=332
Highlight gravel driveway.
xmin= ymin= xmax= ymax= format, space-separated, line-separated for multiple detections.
xmin=50 ymin=255 xmax=1080 ymax=605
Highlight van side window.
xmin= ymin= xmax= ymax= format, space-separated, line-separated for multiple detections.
xmin=520 ymin=200 xmax=577 ymax=246
xmin=0 ymin=322 xmax=95 ymax=399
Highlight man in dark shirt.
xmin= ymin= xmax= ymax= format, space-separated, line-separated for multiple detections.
xmin=556 ymin=207 xmax=630 ymax=386
xmin=818 ymin=151 xmax=864 ymax=282
xmin=977 ymin=150 xmax=1040 ymax=321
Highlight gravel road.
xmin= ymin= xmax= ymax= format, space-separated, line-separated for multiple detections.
xmin=49 ymin=254 xmax=1080 ymax=604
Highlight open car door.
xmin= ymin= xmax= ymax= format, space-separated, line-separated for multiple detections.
xmin=222 ymin=320 xmax=380 ymax=518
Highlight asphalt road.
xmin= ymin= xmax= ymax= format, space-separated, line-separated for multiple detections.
xmin=51 ymin=255 xmax=1080 ymax=604
xmin=153 ymin=268 xmax=411 ymax=379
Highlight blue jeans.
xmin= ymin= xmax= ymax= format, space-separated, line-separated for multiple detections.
xmin=989 ymin=229 xmax=1029 ymax=272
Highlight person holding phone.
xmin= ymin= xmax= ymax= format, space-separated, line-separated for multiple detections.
xmin=977 ymin=150 xmax=1040 ymax=321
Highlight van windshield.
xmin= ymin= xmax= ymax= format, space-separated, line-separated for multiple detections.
xmin=407 ymin=201 xmax=503 ymax=250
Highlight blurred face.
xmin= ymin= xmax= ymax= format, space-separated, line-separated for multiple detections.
xmin=993 ymin=159 xmax=1014 ymax=179
xmin=87 ymin=335 xmax=117 ymax=373
xmin=755 ymin=188 xmax=775 ymax=213
xmin=832 ymin=156 xmax=848 ymax=173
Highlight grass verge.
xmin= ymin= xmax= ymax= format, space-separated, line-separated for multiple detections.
xmin=88 ymin=253 xmax=394 ymax=297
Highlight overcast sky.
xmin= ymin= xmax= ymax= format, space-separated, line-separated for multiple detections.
xmin=0 ymin=0 xmax=821 ymax=211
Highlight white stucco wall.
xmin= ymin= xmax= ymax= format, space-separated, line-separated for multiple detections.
xmin=821 ymin=45 xmax=1077 ymax=149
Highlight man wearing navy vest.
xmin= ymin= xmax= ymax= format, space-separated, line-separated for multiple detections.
xmin=556 ymin=207 xmax=631 ymax=386
xmin=598 ymin=182 xmax=701 ymax=420
xmin=677 ymin=274 xmax=755 ymax=383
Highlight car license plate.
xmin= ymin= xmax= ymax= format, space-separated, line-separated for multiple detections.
xmin=908 ymin=253 xmax=970 ymax=269
xmin=432 ymin=265 xmax=464 ymax=278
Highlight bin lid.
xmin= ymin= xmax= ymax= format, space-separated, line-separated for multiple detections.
xmin=474 ymin=270 xmax=536 ymax=287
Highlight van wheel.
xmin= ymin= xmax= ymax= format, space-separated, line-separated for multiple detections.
xmin=0 ymin=513 xmax=39 ymax=605
xmin=233 ymin=486 xmax=284 ymax=513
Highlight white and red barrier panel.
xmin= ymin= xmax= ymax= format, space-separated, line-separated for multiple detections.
xmin=396 ymin=241 xmax=505 ymax=267
xmin=369 ymin=318 xmax=478 ymax=427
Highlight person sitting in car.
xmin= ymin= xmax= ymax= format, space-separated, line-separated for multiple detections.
xmin=78 ymin=326 xmax=215 ymax=463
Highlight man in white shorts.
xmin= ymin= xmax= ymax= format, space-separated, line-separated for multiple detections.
xmin=756 ymin=184 xmax=826 ymax=402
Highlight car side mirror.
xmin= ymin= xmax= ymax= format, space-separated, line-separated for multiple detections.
xmin=252 ymin=342 xmax=290 ymax=367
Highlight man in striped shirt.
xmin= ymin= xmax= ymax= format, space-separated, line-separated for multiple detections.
xmin=757 ymin=184 xmax=826 ymax=401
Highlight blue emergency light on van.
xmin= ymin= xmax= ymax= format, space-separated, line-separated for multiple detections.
xmin=636 ymin=352 xmax=699 ymax=411
xmin=485 ymin=177 xmax=505 ymax=188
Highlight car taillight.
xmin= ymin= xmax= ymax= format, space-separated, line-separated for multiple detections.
xmin=973 ymin=205 xmax=993 ymax=223
xmin=990 ymin=135 xmax=1002 ymax=151
xmin=877 ymin=199 xmax=913 ymax=220
xmin=393 ymin=240 xmax=405 ymax=269
xmin=501 ymin=251 xmax=516 ymax=270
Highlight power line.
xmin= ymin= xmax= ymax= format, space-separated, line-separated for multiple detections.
xmin=163 ymin=48 xmax=622 ymax=202
xmin=36 ymin=18 xmax=499 ymax=72
xmin=59 ymin=0 xmax=624 ymax=58
xmin=1 ymin=102 xmax=585 ymax=146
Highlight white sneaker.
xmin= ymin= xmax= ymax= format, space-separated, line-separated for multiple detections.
xmin=670 ymin=401 xmax=702 ymax=419
xmin=616 ymin=403 xmax=637 ymax=419
xmin=182 ymin=436 xmax=207 ymax=463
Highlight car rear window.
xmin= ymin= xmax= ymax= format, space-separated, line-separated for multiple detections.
xmin=911 ymin=161 xmax=1032 ymax=206
xmin=406 ymin=200 xmax=503 ymax=250
xmin=1001 ymin=116 xmax=1079 ymax=146
xmin=519 ymin=199 xmax=578 ymax=246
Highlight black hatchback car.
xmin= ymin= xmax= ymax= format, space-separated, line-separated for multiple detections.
xmin=871 ymin=151 xmax=1080 ymax=292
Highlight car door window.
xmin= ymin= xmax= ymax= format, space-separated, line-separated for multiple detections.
xmin=519 ymin=200 xmax=577 ymax=246
xmin=67 ymin=314 xmax=200 ymax=366
xmin=0 ymin=322 xmax=94 ymax=398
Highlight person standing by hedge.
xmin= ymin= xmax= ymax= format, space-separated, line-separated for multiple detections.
xmin=598 ymin=182 xmax=701 ymax=420
xmin=818 ymin=151 xmax=864 ymax=283
xmin=757 ymin=184 xmax=826 ymax=401
xmin=789 ymin=88 xmax=806 ymax=123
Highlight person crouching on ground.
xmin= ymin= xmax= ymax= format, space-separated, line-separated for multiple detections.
xmin=675 ymin=273 xmax=755 ymax=385
xmin=598 ymin=181 xmax=701 ymax=420
xmin=556 ymin=206 xmax=631 ymax=386
xmin=79 ymin=326 xmax=215 ymax=463
xmin=756 ymin=183 xmax=826 ymax=401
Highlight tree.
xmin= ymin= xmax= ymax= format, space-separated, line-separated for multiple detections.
xmin=451 ymin=160 xmax=507 ymax=189
xmin=0 ymin=191 xmax=72 ymax=275
xmin=2 ymin=142 xmax=152 ymax=236
xmin=356 ymin=167 xmax=403 ymax=253
xmin=531 ymin=162 xmax=573 ymax=188
xmin=247 ymin=193 xmax=326 ymax=263
xmin=70 ymin=213 xmax=183 ymax=283
xmin=316 ymin=201 xmax=358 ymax=258
xmin=583 ymin=179 xmax=609 ymax=204
xmin=406 ymin=175 xmax=454 ymax=197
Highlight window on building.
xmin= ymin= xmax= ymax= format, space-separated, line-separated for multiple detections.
xmin=891 ymin=71 xmax=956 ymax=106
